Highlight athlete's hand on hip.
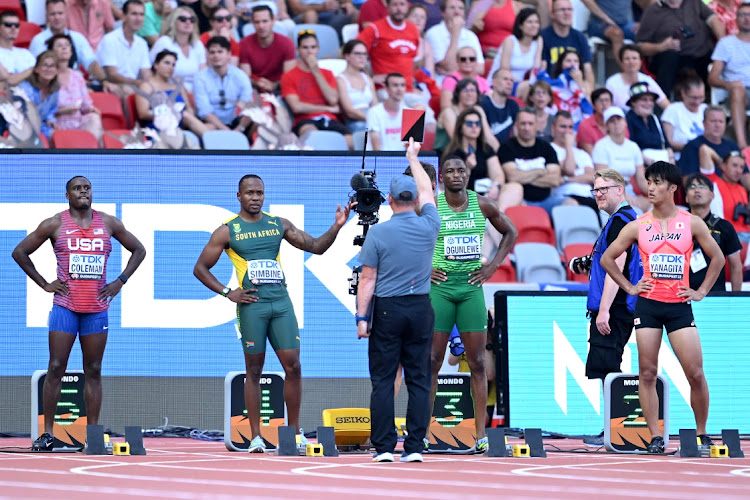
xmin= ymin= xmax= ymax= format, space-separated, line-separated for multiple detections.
xmin=468 ymin=264 xmax=496 ymax=286
xmin=431 ymin=268 xmax=447 ymax=284
xmin=628 ymin=278 xmax=653 ymax=296
xmin=677 ymin=285 xmax=705 ymax=303
xmin=228 ymin=287 xmax=259 ymax=304
xmin=357 ymin=321 xmax=370 ymax=339
xmin=44 ymin=279 xmax=69 ymax=296
xmin=596 ymin=310 xmax=611 ymax=335
xmin=98 ymin=279 xmax=123 ymax=302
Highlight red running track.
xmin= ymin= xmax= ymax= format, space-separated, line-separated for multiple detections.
xmin=1 ymin=437 xmax=749 ymax=499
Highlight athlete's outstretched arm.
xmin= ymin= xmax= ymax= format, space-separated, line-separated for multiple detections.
xmin=99 ymin=215 xmax=147 ymax=302
xmin=468 ymin=196 xmax=518 ymax=285
xmin=193 ymin=225 xmax=257 ymax=304
xmin=601 ymin=221 xmax=652 ymax=295
xmin=678 ymin=215 xmax=725 ymax=302
xmin=12 ymin=215 xmax=68 ymax=295
xmin=281 ymin=202 xmax=353 ymax=254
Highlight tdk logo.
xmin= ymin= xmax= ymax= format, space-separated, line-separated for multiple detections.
xmin=67 ymin=238 xmax=105 ymax=251
xmin=624 ymin=380 xmax=639 ymax=386
xmin=61 ymin=375 xmax=79 ymax=382
xmin=335 ymin=416 xmax=370 ymax=424
xmin=454 ymin=235 xmax=480 ymax=244
xmin=438 ymin=378 xmax=464 ymax=384
xmin=652 ymin=254 xmax=684 ymax=264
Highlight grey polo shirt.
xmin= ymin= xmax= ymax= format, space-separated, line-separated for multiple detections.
xmin=359 ymin=203 xmax=440 ymax=298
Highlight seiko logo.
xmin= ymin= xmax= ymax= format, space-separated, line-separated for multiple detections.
xmin=623 ymin=380 xmax=639 ymax=386
xmin=61 ymin=375 xmax=79 ymax=382
xmin=438 ymin=378 xmax=464 ymax=384
xmin=335 ymin=416 xmax=370 ymax=424
xmin=67 ymin=238 xmax=104 ymax=251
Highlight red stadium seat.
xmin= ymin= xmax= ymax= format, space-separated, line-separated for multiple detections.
xmin=563 ymin=243 xmax=594 ymax=283
xmin=101 ymin=129 xmax=131 ymax=149
xmin=125 ymin=93 xmax=140 ymax=129
xmin=505 ymin=206 xmax=556 ymax=246
xmin=51 ymin=129 xmax=99 ymax=149
xmin=14 ymin=21 xmax=41 ymax=49
xmin=0 ymin=0 xmax=25 ymax=20
xmin=487 ymin=256 xmax=516 ymax=283
xmin=90 ymin=92 xmax=127 ymax=130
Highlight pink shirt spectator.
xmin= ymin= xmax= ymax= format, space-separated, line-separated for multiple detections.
xmin=57 ymin=69 xmax=93 ymax=130
xmin=441 ymin=71 xmax=491 ymax=94
xmin=66 ymin=0 xmax=115 ymax=50
xmin=708 ymin=0 xmax=742 ymax=36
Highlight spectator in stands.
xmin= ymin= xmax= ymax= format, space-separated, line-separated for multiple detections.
xmin=366 ymin=72 xmax=409 ymax=151
xmin=701 ymin=149 xmax=750 ymax=241
xmin=525 ymin=80 xmax=555 ymax=141
xmin=593 ymin=106 xmax=648 ymax=210
xmin=679 ymin=106 xmax=741 ymax=179
xmin=708 ymin=3 xmax=750 ymax=150
xmin=536 ymin=49 xmax=592 ymax=130
xmin=0 ymin=11 xmax=36 ymax=90
xmin=358 ymin=0 xmax=419 ymax=91
xmin=18 ymin=52 xmax=60 ymax=139
xmin=636 ymin=0 xmax=725 ymax=98
xmin=281 ymin=31 xmax=349 ymax=141
xmin=580 ymin=0 xmax=636 ymax=66
xmin=499 ymin=107 xmax=563 ymax=213
xmin=606 ymin=45 xmax=669 ymax=112
xmin=194 ymin=36 xmax=254 ymax=136
xmin=684 ymin=172 xmax=743 ymax=291
xmin=200 ymin=7 xmax=239 ymax=66
xmin=626 ymin=82 xmax=674 ymax=166
xmin=138 ymin=0 xmax=173 ymax=46
xmin=436 ymin=77 xmax=496 ymax=154
xmin=481 ymin=68 xmax=519 ymax=145
xmin=359 ymin=0 xmax=386 ymax=30
xmin=541 ymin=0 xmax=594 ymax=93
xmin=411 ymin=0 xmax=441 ymax=31
xmin=31 ymin=0 xmax=108 ymax=86
xmin=549 ymin=110 xmax=597 ymax=211
xmin=66 ymin=0 xmax=116 ymax=50
xmin=442 ymin=106 xmax=508 ymax=198
xmin=708 ymin=0 xmax=743 ymax=36
xmin=239 ymin=6 xmax=295 ymax=94
xmin=287 ymin=0 xmax=357 ymax=37
xmin=149 ymin=7 xmax=207 ymax=92
xmin=96 ymin=0 xmax=151 ymax=97
xmin=337 ymin=39 xmax=377 ymax=133
xmin=193 ymin=0 xmax=222 ymax=34
xmin=577 ymin=87 xmax=615 ymax=155
xmin=441 ymin=46 xmax=490 ymax=110
xmin=425 ymin=0 xmax=484 ymax=83
xmin=467 ymin=0 xmax=523 ymax=59
xmin=48 ymin=34 xmax=103 ymax=141
xmin=407 ymin=4 xmax=435 ymax=78
xmin=137 ymin=49 xmax=207 ymax=136
xmin=487 ymin=8 xmax=543 ymax=101
xmin=660 ymin=74 xmax=707 ymax=154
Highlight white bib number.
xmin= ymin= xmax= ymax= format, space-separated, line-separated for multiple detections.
xmin=68 ymin=253 xmax=105 ymax=280
xmin=650 ymin=253 xmax=684 ymax=280
xmin=443 ymin=234 xmax=481 ymax=261
xmin=247 ymin=259 xmax=284 ymax=284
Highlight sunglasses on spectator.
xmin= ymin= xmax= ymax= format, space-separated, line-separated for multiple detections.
xmin=3 ymin=21 xmax=20 ymax=28
xmin=725 ymin=150 xmax=746 ymax=161
xmin=459 ymin=56 xmax=476 ymax=62
xmin=178 ymin=16 xmax=196 ymax=23
xmin=299 ymin=29 xmax=316 ymax=36
xmin=213 ymin=15 xmax=232 ymax=22
xmin=464 ymin=120 xmax=481 ymax=127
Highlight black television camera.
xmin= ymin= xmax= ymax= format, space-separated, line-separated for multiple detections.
xmin=733 ymin=202 xmax=750 ymax=224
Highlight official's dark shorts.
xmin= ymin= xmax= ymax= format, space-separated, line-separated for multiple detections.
xmin=293 ymin=117 xmax=350 ymax=136
xmin=633 ymin=296 xmax=696 ymax=333
xmin=237 ymin=295 xmax=299 ymax=355
xmin=586 ymin=304 xmax=633 ymax=380
xmin=48 ymin=304 xmax=108 ymax=336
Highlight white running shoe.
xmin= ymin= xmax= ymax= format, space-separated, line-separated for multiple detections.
xmin=248 ymin=435 xmax=266 ymax=453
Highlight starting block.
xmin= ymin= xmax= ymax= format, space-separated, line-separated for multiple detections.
xmin=680 ymin=429 xmax=743 ymax=458
xmin=722 ymin=429 xmax=745 ymax=458
xmin=512 ymin=445 xmax=530 ymax=457
xmin=112 ymin=442 xmax=130 ymax=456
xmin=306 ymin=444 xmax=324 ymax=456
xmin=710 ymin=445 xmax=729 ymax=458
xmin=486 ymin=428 xmax=543 ymax=457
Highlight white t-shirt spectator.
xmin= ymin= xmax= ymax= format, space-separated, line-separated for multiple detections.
xmin=606 ymin=72 xmax=667 ymax=111
xmin=366 ymin=102 xmax=409 ymax=151
xmin=660 ymin=101 xmax=707 ymax=147
xmin=0 ymin=46 xmax=35 ymax=75
xmin=551 ymin=141 xmax=595 ymax=198
xmin=96 ymin=28 xmax=150 ymax=80
xmin=592 ymin=135 xmax=643 ymax=181
xmin=425 ymin=22 xmax=484 ymax=80
xmin=149 ymin=36 xmax=206 ymax=92
xmin=711 ymin=35 xmax=750 ymax=87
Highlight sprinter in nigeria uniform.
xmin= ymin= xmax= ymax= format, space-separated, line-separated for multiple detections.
xmin=428 ymin=158 xmax=517 ymax=452
xmin=13 ymin=176 xmax=146 ymax=451
xmin=602 ymin=162 xmax=725 ymax=454
xmin=194 ymin=174 xmax=351 ymax=453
